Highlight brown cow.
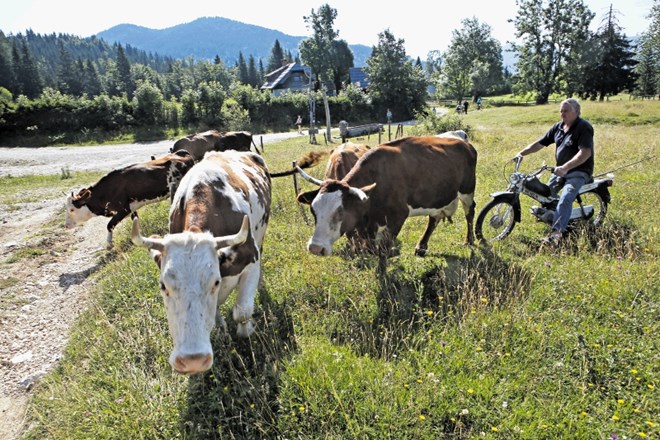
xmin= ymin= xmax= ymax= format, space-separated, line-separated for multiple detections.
xmin=296 ymin=136 xmax=477 ymax=257
xmin=65 ymin=150 xmax=195 ymax=248
xmin=270 ymin=142 xmax=371 ymax=180
xmin=170 ymin=130 xmax=258 ymax=161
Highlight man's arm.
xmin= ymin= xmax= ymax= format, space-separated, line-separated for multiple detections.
xmin=554 ymin=147 xmax=592 ymax=177
xmin=514 ymin=141 xmax=545 ymax=161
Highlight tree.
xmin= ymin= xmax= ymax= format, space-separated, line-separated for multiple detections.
xmin=0 ymin=32 xmax=15 ymax=95
xmin=267 ymin=39 xmax=285 ymax=72
xmin=57 ymin=42 xmax=83 ymax=95
xmin=237 ymin=52 xmax=249 ymax=85
xmin=635 ymin=0 xmax=660 ymax=97
xmin=83 ymin=59 xmax=102 ymax=96
xmin=578 ymin=5 xmax=638 ymax=101
xmin=364 ymin=29 xmax=427 ymax=120
xmin=439 ymin=17 xmax=504 ymax=100
xmin=510 ymin=0 xmax=594 ymax=104
xmin=14 ymin=39 xmax=43 ymax=99
xmin=299 ymin=3 xmax=353 ymax=91
xmin=133 ymin=81 xmax=164 ymax=125
xmin=115 ymin=44 xmax=134 ymax=98
xmin=247 ymin=55 xmax=260 ymax=87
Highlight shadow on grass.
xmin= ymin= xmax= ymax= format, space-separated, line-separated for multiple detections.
xmin=181 ymin=288 xmax=296 ymax=439
xmin=334 ymin=246 xmax=533 ymax=361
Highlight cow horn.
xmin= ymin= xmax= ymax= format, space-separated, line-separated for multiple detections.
xmin=131 ymin=217 xmax=165 ymax=252
xmin=215 ymin=215 xmax=250 ymax=249
xmin=295 ymin=166 xmax=323 ymax=186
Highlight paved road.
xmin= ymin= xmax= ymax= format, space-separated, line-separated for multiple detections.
xmin=0 ymin=131 xmax=304 ymax=178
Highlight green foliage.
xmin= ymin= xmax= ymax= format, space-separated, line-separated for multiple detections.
xmin=364 ymin=29 xmax=428 ymax=120
xmin=511 ymin=0 xmax=594 ymax=103
xmin=21 ymin=100 xmax=659 ymax=439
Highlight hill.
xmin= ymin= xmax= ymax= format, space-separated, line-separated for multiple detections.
xmin=96 ymin=16 xmax=373 ymax=67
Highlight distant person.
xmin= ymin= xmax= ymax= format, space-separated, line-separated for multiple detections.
xmin=386 ymin=108 xmax=393 ymax=123
xmin=463 ymin=100 xmax=469 ymax=114
xmin=514 ymin=98 xmax=594 ymax=246
xmin=295 ymin=115 xmax=303 ymax=134
xmin=476 ymin=97 xmax=482 ymax=110
xmin=456 ymin=103 xmax=462 ymax=114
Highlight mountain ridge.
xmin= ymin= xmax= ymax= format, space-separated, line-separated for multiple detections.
xmin=96 ymin=16 xmax=373 ymax=67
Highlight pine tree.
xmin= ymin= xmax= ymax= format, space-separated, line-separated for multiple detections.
xmin=579 ymin=5 xmax=638 ymax=100
xmin=247 ymin=55 xmax=259 ymax=87
xmin=237 ymin=52 xmax=249 ymax=84
xmin=115 ymin=44 xmax=133 ymax=98
xmin=15 ymin=39 xmax=43 ymax=98
xmin=267 ymin=40 xmax=285 ymax=72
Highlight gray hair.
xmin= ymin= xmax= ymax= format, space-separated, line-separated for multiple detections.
xmin=561 ymin=98 xmax=581 ymax=116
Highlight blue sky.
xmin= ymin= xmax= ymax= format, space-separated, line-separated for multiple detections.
xmin=0 ymin=0 xmax=653 ymax=60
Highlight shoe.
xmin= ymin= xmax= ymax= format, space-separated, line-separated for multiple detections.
xmin=541 ymin=230 xmax=562 ymax=247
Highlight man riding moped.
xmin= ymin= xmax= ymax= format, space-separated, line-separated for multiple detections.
xmin=514 ymin=98 xmax=594 ymax=246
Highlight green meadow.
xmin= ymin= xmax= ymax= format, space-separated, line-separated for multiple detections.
xmin=22 ymin=100 xmax=658 ymax=439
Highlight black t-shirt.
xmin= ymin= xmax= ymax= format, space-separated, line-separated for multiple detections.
xmin=538 ymin=117 xmax=594 ymax=176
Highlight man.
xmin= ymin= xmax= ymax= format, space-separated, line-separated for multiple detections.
xmin=514 ymin=98 xmax=594 ymax=245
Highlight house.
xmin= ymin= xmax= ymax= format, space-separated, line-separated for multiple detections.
xmin=260 ymin=62 xmax=313 ymax=96
xmin=349 ymin=67 xmax=370 ymax=90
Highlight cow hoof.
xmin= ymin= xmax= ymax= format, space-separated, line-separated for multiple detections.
xmin=236 ymin=318 xmax=255 ymax=338
xmin=414 ymin=247 xmax=427 ymax=257
xmin=215 ymin=315 xmax=228 ymax=333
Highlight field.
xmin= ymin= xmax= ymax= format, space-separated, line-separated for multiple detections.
xmin=22 ymin=100 xmax=659 ymax=439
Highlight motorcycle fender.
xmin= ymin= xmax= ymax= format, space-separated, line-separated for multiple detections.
xmin=488 ymin=192 xmax=522 ymax=223
xmin=581 ymin=180 xmax=611 ymax=203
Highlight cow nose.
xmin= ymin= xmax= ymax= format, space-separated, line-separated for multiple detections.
xmin=173 ymin=353 xmax=212 ymax=374
xmin=308 ymin=243 xmax=330 ymax=256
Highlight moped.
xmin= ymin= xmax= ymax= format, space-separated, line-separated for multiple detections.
xmin=475 ymin=158 xmax=614 ymax=242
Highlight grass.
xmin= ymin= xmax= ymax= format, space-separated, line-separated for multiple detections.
xmin=21 ymin=99 xmax=659 ymax=439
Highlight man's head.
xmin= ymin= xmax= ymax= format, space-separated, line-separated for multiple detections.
xmin=560 ymin=98 xmax=581 ymax=126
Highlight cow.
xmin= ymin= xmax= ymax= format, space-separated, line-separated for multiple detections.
xmin=295 ymin=136 xmax=477 ymax=258
xmin=436 ymin=129 xmax=469 ymax=142
xmin=64 ymin=150 xmax=195 ymax=248
xmin=170 ymin=130 xmax=259 ymax=161
xmin=269 ymin=142 xmax=371 ymax=180
xmin=131 ymin=150 xmax=271 ymax=374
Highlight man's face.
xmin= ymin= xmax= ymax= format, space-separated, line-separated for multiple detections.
xmin=560 ymin=103 xmax=578 ymax=126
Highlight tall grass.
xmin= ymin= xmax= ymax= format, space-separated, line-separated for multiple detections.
xmin=24 ymin=100 xmax=658 ymax=439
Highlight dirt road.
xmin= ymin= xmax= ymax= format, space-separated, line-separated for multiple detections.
xmin=0 ymin=131 xmax=302 ymax=439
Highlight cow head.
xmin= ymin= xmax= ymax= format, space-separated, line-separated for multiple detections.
xmin=296 ymin=167 xmax=375 ymax=256
xmin=64 ymin=188 xmax=95 ymax=228
xmin=131 ymin=215 xmax=250 ymax=374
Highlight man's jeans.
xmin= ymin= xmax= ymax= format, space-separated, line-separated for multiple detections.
xmin=547 ymin=171 xmax=590 ymax=233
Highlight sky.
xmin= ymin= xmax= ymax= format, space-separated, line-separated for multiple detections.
xmin=0 ymin=0 xmax=654 ymax=60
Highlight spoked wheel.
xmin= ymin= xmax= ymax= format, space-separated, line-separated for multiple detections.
xmin=475 ymin=199 xmax=517 ymax=242
xmin=570 ymin=190 xmax=608 ymax=228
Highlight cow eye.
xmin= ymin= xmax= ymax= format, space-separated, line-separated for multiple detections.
xmin=160 ymin=282 xmax=169 ymax=296
xmin=214 ymin=280 xmax=220 ymax=287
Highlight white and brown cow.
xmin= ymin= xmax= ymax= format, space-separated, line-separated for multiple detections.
xmin=170 ymin=130 xmax=258 ymax=161
xmin=131 ymin=150 xmax=271 ymax=374
xmin=65 ymin=150 xmax=195 ymax=248
xmin=296 ymin=136 xmax=477 ymax=257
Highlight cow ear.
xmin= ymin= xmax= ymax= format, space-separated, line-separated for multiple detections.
xmin=297 ymin=189 xmax=319 ymax=205
xmin=149 ymin=249 xmax=162 ymax=268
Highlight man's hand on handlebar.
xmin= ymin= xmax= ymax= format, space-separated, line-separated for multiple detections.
xmin=513 ymin=154 xmax=524 ymax=163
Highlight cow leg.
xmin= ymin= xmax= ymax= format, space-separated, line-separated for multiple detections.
xmin=415 ymin=216 xmax=440 ymax=257
xmin=106 ymin=209 xmax=132 ymax=248
xmin=376 ymin=214 xmax=406 ymax=258
xmin=233 ymin=264 xmax=261 ymax=338
xmin=459 ymin=192 xmax=476 ymax=245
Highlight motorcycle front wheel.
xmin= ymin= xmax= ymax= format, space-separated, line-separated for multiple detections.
xmin=475 ymin=199 xmax=516 ymax=242
xmin=571 ymin=190 xmax=608 ymax=227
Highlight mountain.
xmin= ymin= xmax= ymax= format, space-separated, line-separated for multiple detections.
xmin=96 ymin=16 xmax=373 ymax=67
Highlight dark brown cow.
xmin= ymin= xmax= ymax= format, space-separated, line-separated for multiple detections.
xmin=131 ymin=150 xmax=271 ymax=374
xmin=170 ymin=130 xmax=258 ymax=161
xmin=296 ymin=136 xmax=477 ymax=257
xmin=64 ymin=150 xmax=195 ymax=248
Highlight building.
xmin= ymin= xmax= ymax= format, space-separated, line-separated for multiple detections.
xmin=260 ymin=62 xmax=313 ymax=96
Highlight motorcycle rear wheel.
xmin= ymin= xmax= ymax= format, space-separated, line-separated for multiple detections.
xmin=475 ymin=199 xmax=516 ymax=242
xmin=571 ymin=190 xmax=608 ymax=228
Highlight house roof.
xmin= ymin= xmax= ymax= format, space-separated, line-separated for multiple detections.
xmin=261 ymin=62 xmax=312 ymax=91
